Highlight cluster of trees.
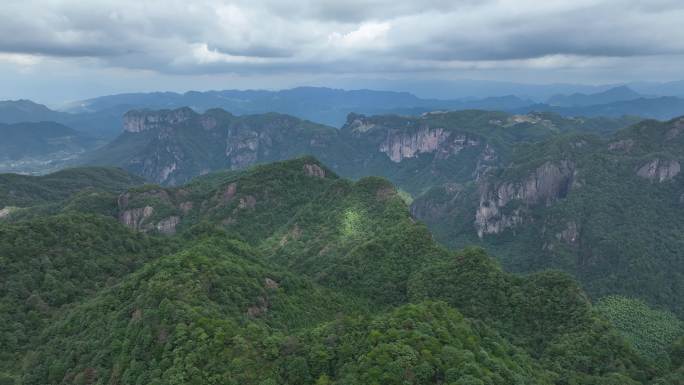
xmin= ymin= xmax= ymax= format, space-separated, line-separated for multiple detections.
xmin=596 ymin=296 xmax=684 ymax=363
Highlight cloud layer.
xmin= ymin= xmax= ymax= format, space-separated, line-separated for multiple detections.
xmin=1 ymin=0 xmax=684 ymax=104
xmin=1 ymin=0 xmax=683 ymax=75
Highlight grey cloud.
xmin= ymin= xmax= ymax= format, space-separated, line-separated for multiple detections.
xmin=0 ymin=0 xmax=683 ymax=77
xmin=264 ymin=0 xmax=485 ymax=23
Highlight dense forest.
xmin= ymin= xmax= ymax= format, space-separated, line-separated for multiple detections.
xmin=413 ymin=117 xmax=684 ymax=321
xmin=1 ymin=158 xmax=683 ymax=384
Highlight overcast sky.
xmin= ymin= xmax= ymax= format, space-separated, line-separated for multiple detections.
xmin=1 ymin=0 xmax=683 ymax=104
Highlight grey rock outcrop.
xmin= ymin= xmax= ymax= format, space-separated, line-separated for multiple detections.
xmin=119 ymin=205 xmax=154 ymax=231
xmin=156 ymin=216 xmax=180 ymax=234
xmin=379 ymin=128 xmax=479 ymax=163
xmin=636 ymin=159 xmax=680 ymax=182
xmin=117 ymin=190 xmax=181 ymax=233
xmin=303 ymin=163 xmax=326 ymax=178
xmin=475 ymin=161 xmax=575 ymax=237
xmin=123 ymin=107 xmax=196 ymax=133
xmin=0 ymin=207 xmax=14 ymax=219
xmin=556 ymin=221 xmax=580 ymax=245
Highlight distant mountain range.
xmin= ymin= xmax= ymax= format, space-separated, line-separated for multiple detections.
xmin=338 ymin=78 xmax=684 ymax=100
xmin=63 ymin=87 xmax=538 ymax=129
xmin=521 ymin=96 xmax=684 ymax=120
xmin=0 ymin=121 xmax=101 ymax=174
xmin=3 ymin=86 xmax=684 ymax=143
xmin=0 ymin=100 xmax=125 ymax=138
xmin=547 ymin=85 xmax=643 ymax=107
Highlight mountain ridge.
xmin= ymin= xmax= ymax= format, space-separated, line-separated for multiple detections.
xmin=411 ymin=115 xmax=684 ymax=320
xmin=80 ymin=107 xmax=639 ymax=192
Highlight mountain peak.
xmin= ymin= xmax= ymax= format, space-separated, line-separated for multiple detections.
xmin=602 ymin=85 xmax=641 ymax=97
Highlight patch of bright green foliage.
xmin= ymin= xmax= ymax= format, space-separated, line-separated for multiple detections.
xmin=597 ymin=296 xmax=684 ymax=361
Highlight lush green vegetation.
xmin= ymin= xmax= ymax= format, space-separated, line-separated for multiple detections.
xmin=0 ymin=167 xmax=144 ymax=208
xmin=414 ymin=117 xmax=684 ymax=321
xmin=292 ymin=301 xmax=553 ymax=385
xmin=596 ymin=296 xmax=684 ymax=361
xmin=1 ymin=157 xmax=682 ymax=384
xmin=409 ymin=248 xmax=653 ymax=384
xmin=0 ymin=213 xmax=178 ymax=380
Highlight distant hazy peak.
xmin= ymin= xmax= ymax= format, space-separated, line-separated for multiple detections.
xmin=547 ymin=85 xmax=642 ymax=107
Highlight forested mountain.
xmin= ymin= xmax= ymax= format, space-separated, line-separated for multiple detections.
xmin=72 ymin=108 xmax=684 ymax=356
xmin=335 ymin=111 xmax=638 ymax=195
xmin=1 ymin=157 xmax=682 ymax=384
xmin=80 ymin=108 xmax=347 ymax=185
xmin=80 ymin=107 xmax=638 ymax=191
xmin=411 ymin=116 xmax=684 ymax=320
xmin=0 ymin=167 xmax=144 ymax=207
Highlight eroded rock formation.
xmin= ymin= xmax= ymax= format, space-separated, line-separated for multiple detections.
xmin=636 ymin=159 xmax=680 ymax=182
xmin=475 ymin=161 xmax=575 ymax=237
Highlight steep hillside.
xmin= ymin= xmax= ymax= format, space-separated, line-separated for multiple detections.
xmin=0 ymin=213 xmax=178 ymax=380
xmin=0 ymin=167 xmax=144 ymax=209
xmin=412 ymin=116 xmax=684 ymax=318
xmin=81 ymin=107 xmax=637 ymax=194
xmin=336 ymin=111 xmax=638 ymax=195
xmin=82 ymin=108 xmax=345 ymax=185
xmin=2 ymin=157 xmax=678 ymax=384
xmin=113 ymin=156 xmax=445 ymax=306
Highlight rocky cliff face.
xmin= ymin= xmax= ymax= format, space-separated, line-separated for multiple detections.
xmin=0 ymin=206 xmax=15 ymax=220
xmin=379 ymin=127 xmax=480 ymax=162
xmin=95 ymin=108 xmax=339 ymax=185
xmin=123 ymin=107 xmax=197 ymax=133
xmin=475 ymin=160 xmax=575 ymax=237
xmin=636 ymin=159 xmax=680 ymax=182
xmin=345 ymin=113 xmax=482 ymax=163
xmin=117 ymin=190 xmax=180 ymax=234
